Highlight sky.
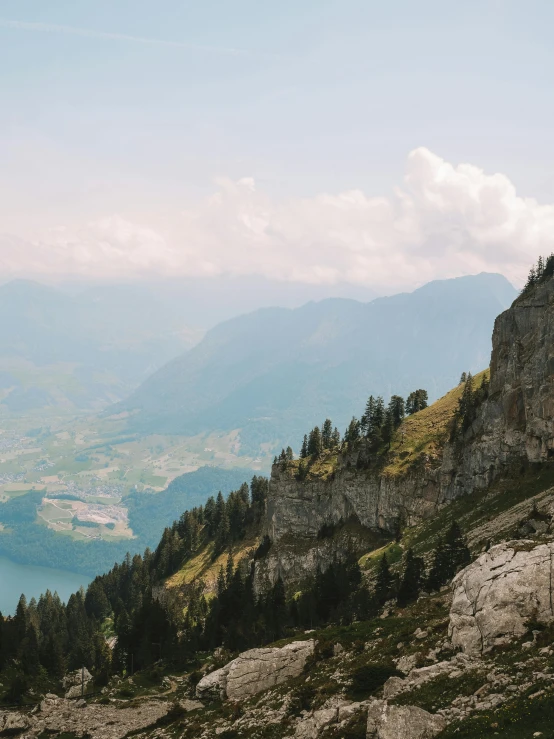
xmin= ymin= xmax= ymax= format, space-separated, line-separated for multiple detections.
xmin=1 ymin=0 xmax=554 ymax=292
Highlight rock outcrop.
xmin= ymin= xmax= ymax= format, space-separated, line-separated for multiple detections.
xmin=258 ymin=278 xmax=554 ymax=587
xmin=196 ymin=639 xmax=314 ymax=701
xmin=62 ymin=666 xmax=93 ymax=698
xmin=366 ymin=700 xmax=446 ymax=739
xmin=449 ymin=540 xmax=554 ymax=654
xmin=0 ymin=696 xmax=170 ymax=739
xmin=0 ymin=711 xmax=32 ymax=734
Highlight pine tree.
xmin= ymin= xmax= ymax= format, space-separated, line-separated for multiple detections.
xmin=297 ymin=460 xmax=308 ymax=481
xmin=362 ymin=396 xmax=376 ymax=436
xmin=344 ymin=417 xmax=361 ymax=444
xmin=397 ymin=549 xmax=424 ymax=607
xmin=371 ymin=397 xmax=385 ymax=433
xmin=321 ymin=419 xmax=333 ymax=449
xmin=331 ymin=427 xmax=341 ymax=448
xmin=216 ymin=566 xmax=226 ymax=598
xmin=427 ymin=522 xmax=470 ymax=591
xmin=388 ymin=395 xmax=405 ymax=427
xmin=444 ymin=521 xmax=471 ymax=576
xmin=374 ymin=554 xmax=392 ymax=605
xmin=381 ymin=409 xmax=395 ymax=448
xmin=285 ymin=446 xmax=294 ymax=461
xmin=300 ymin=434 xmax=308 ymax=458
xmin=406 ymin=389 xmax=428 ymax=415
xmin=214 ymin=506 xmax=230 ymax=557
xmin=426 ymin=537 xmax=449 ymax=592
xmin=307 ymin=427 xmax=323 ymax=457
xmin=225 ymin=551 xmax=234 ymax=588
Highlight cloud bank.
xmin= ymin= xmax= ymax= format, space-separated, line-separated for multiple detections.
xmin=2 ymin=147 xmax=552 ymax=289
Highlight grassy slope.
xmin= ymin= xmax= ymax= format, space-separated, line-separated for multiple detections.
xmin=383 ymin=369 xmax=489 ymax=477
xmin=286 ymin=369 xmax=490 ymax=483
xmin=166 ymin=533 xmax=259 ymax=596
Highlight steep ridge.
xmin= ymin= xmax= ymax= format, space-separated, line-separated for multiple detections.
xmin=255 ymin=277 xmax=554 ymax=588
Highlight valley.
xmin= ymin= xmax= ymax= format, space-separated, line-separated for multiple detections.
xmin=0 ymin=406 xmax=261 ymax=576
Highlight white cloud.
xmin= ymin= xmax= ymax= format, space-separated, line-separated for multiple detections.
xmin=2 ymin=147 xmax=553 ymax=289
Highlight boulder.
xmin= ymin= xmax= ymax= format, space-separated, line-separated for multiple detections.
xmin=295 ymin=707 xmax=338 ymax=738
xmin=449 ymin=541 xmax=554 ymax=654
xmin=179 ymin=698 xmax=204 ymax=712
xmin=32 ymin=696 xmax=170 ymax=739
xmin=366 ymin=701 xmax=446 ymax=739
xmin=196 ymin=640 xmax=314 ymax=701
xmin=0 ymin=711 xmax=31 ymax=733
xmin=63 ymin=667 xmax=93 ymax=698
xmin=195 ymin=666 xmax=227 ymax=701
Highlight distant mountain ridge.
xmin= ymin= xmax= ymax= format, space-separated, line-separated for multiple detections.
xmin=117 ymin=272 xmax=518 ymax=453
xmin=0 ymin=279 xmax=202 ymax=411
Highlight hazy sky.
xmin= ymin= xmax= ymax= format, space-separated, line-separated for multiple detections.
xmin=1 ymin=0 xmax=554 ymax=290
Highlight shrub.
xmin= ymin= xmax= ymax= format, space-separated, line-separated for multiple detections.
xmin=349 ymin=663 xmax=401 ymax=698
xmin=253 ymin=535 xmax=272 ymax=560
xmin=288 ymin=683 xmax=316 ymax=715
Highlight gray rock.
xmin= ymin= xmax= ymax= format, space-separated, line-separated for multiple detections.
xmin=366 ymin=700 xmax=446 ymax=739
xmin=383 ymin=677 xmax=406 ymax=699
xmin=0 ymin=711 xmax=31 ymax=732
xmin=195 ymin=666 xmax=227 ymax=701
xmin=196 ymin=640 xmax=314 ymax=701
xmin=31 ymin=696 xmax=170 ymax=739
xmin=449 ymin=541 xmax=554 ymax=654
xmin=179 ymin=698 xmax=204 ymax=712
xmin=63 ymin=667 xmax=93 ymax=699
xmin=295 ymin=707 xmax=338 ymax=738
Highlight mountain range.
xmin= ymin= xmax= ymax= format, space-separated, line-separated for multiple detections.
xmin=118 ymin=272 xmax=517 ymax=453
xmin=0 ymin=280 xmax=202 ymax=411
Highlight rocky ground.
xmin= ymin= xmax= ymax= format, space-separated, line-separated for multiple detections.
xmin=5 ymin=544 xmax=554 ymax=739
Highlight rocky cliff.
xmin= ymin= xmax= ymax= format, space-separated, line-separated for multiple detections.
xmin=256 ymin=278 xmax=554 ymax=588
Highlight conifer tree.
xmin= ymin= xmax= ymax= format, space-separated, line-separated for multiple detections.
xmin=214 ymin=506 xmax=230 ymax=557
xmin=388 ymin=395 xmax=406 ymax=427
xmin=445 ymin=521 xmax=471 ymax=576
xmin=374 ymin=554 xmax=392 ymax=605
xmin=381 ymin=409 xmax=395 ymax=448
xmin=426 ymin=537 xmax=449 ymax=592
xmin=225 ymin=551 xmax=234 ymax=588
xmin=372 ymin=396 xmax=385 ymax=431
xmin=406 ymin=389 xmax=428 ymax=415
xmin=362 ymin=396 xmax=376 ymax=435
xmin=297 ymin=460 xmax=308 ymax=481
xmin=427 ymin=522 xmax=470 ymax=591
xmin=307 ymin=427 xmax=323 ymax=457
xmin=300 ymin=434 xmax=308 ymax=458
xmin=321 ymin=419 xmax=333 ymax=449
xmin=397 ymin=549 xmax=424 ymax=607
xmin=344 ymin=417 xmax=361 ymax=444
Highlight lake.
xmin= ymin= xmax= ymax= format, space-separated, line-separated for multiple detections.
xmin=0 ymin=556 xmax=91 ymax=615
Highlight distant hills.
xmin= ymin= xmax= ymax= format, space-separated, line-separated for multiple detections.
xmin=117 ymin=273 xmax=518 ymax=453
xmin=0 ymin=280 xmax=202 ymax=411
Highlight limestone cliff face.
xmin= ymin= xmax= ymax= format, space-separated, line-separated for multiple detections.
xmin=440 ymin=277 xmax=554 ymax=500
xmin=255 ymin=278 xmax=554 ymax=588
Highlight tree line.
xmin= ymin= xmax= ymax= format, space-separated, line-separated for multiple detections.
xmin=450 ymin=372 xmax=490 ymax=440
xmin=522 ymin=254 xmax=554 ymax=293
xmin=287 ymin=387 xmax=428 ymax=469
